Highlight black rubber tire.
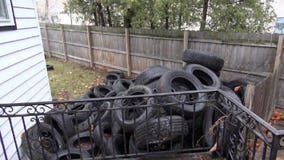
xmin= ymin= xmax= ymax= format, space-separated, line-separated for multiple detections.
xmin=92 ymin=101 xmax=112 ymax=125
xmin=21 ymin=123 xmax=64 ymax=160
xmin=133 ymin=115 xmax=189 ymax=150
xmin=223 ymin=79 xmax=249 ymax=104
xmin=93 ymin=122 xmax=112 ymax=148
xmin=202 ymin=104 xmax=215 ymax=147
xmin=129 ymin=135 xmax=184 ymax=153
xmin=83 ymin=86 xmax=97 ymax=98
xmin=49 ymin=148 xmax=91 ymax=160
xmin=93 ymin=85 xmax=113 ymax=98
xmin=134 ymin=65 xmax=169 ymax=85
xmin=157 ymin=70 xmax=207 ymax=114
xmin=128 ymin=136 xmax=140 ymax=154
xmin=112 ymin=79 xmax=134 ymax=93
xmin=67 ymin=103 xmax=91 ymax=124
xmin=181 ymin=113 xmax=204 ymax=148
xmin=146 ymin=80 xmax=159 ymax=93
xmin=105 ymin=133 xmax=130 ymax=155
xmin=111 ymin=120 xmax=122 ymax=135
xmin=220 ymin=85 xmax=242 ymax=105
xmin=105 ymin=73 xmax=121 ymax=85
xmin=108 ymin=70 xmax=124 ymax=79
xmin=184 ymin=64 xmax=221 ymax=89
xmin=67 ymin=131 xmax=98 ymax=155
xmin=112 ymin=85 xmax=156 ymax=132
xmin=182 ymin=49 xmax=224 ymax=72
xmin=105 ymin=90 xmax=117 ymax=98
xmin=46 ymin=64 xmax=54 ymax=71
xmin=44 ymin=109 xmax=76 ymax=140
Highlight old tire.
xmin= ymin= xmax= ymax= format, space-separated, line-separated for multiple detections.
xmin=93 ymin=85 xmax=113 ymax=98
xmin=219 ymin=85 xmax=242 ymax=106
xmin=128 ymin=136 xmax=139 ymax=154
xmin=112 ymin=79 xmax=133 ymax=93
xmin=49 ymin=148 xmax=90 ymax=160
xmin=157 ymin=70 xmax=207 ymax=114
xmin=133 ymin=115 xmax=189 ymax=150
xmin=105 ymin=73 xmax=121 ymax=85
xmin=21 ymin=123 xmax=65 ymax=160
xmin=182 ymin=49 xmax=224 ymax=72
xmin=68 ymin=131 xmax=99 ymax=155
xmin=223 ymin=79 xmax=249 ymax=104
xmin=202 ymin=104 xmax=215 ymax=147
xmin=134 ymin=65 xmax=169 ymax=85
xmin=105 ymin=133 xmax=130 ymax=155
xmin=93 ymin=122 xmax=112 ymax=148
xmin=44 ymin=109 xmax=76 ymax=139
xmin=67 ymin=103 xmax=92 ymax=124
xmin=108 ymin=70 xmax=124 ymax=79
xmin=112 ymin=85 xmax=156 ymax=132
xmin=184 ymin=64 xmax=221 ymax=89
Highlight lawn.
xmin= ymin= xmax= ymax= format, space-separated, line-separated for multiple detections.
xmin=46 ymin=58 xmax=105 ymax=100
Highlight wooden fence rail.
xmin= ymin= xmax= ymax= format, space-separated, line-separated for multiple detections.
xmin=39 ymin=23 xmax=284 ymax=119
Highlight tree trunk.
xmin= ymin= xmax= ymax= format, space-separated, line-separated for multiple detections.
xmin=178 ymin=1 xmax=182 ymax=29
xmin=93 ymin=12 xmax=98 ymax=26
xmin=165 ymin=4 xmax=169 ymax=29
xmin=200 ymin=0 xmax=209 ymax=31
xmin=150 ymin=21 xmax=155 ymax=29
xmin=91 ymin=1 xmax=98 ymax=26
xmin=106 ymin=6 xmax=112 ymax=27
xmin=178 ymin=13 xmax=182 ymax=29
xmin=149 ymin=0 xmax=155 ymax=29
xmin=124 ymin=8 xmax=133 ymax=28
xmin=96 ymin=2 xmax=105 ymax=26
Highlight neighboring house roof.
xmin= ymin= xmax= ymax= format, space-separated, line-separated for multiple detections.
xmin=274 ymin=17 xmax=284 ymax=34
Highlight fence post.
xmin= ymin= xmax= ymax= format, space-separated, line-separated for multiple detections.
xmin=125 ymin=28 xmax=132 ymax=76
xmin=268 ymin=35 xmax=284 ymax=119
xmin=244 ymin=84 xmax=255 ymax=110
xmin=182 ymin=30 xmax=189 ymax=67
xmin=61 ymin=25 xmax=68 ymax=61
xmin=45 ymin=24 xmax=51 ymax=58
xmin=183 ymin=30 xmax=189 ymax=50
xmin=87 ymin=26 xmax=94 ymax=68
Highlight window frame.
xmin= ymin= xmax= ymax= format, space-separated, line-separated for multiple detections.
xmin=0 ymin=0 xmax=16 ymax=31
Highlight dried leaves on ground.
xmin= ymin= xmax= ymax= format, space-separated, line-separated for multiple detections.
xmin=46 ymin=58 xmax=105 ymax=100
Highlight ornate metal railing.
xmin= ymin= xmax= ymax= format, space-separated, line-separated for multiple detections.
xmin=0 ymin=90 xmax=283 ymax=160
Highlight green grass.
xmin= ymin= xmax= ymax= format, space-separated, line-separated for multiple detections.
xmin=46 ymin=58 xmax=105 ymax=100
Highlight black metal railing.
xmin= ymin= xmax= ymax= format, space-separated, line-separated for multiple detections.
xmin=0 ymin=90 xmax=283 ymax=160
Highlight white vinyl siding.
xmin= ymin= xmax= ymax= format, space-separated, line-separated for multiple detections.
xmin=0 ymin=0 xmax=52 ymax=159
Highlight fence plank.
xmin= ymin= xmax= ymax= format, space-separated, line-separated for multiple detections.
xmin=125 ymin=28 xmax=131 ymax=76
xmin=44 ymin=24 xmax=51 ymax=57
xmin=244 ymin=84 xmax=255 ymax=110
xmin=182 ymin=30 xmax=189 ymax=67
xmin=61 ymin=25 xmax=68 ymax=61
xmin=183 ymin=30 xmax=189 ymax=50
xmin=87 ymin=26 xmax=94 ymax=68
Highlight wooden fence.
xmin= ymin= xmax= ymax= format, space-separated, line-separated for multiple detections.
xmin=40 ymin=23 xmax=284 ymax=119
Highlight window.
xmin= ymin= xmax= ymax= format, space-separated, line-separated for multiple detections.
xmin=0 ymin=0 xmax=16 ymax=31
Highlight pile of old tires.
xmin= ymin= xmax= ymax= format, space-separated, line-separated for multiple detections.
xmin=21 ymin=49 xmax=246 ymax=159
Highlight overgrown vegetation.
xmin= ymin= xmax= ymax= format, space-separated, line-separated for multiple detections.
xmin=46 ymin=58 xmax=105 ymax=100
xmin=64 ymin=0 xmax=275 ymax=32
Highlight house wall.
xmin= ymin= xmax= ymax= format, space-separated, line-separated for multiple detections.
xmin=0 ymin=0 xmax=52 ymax=159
